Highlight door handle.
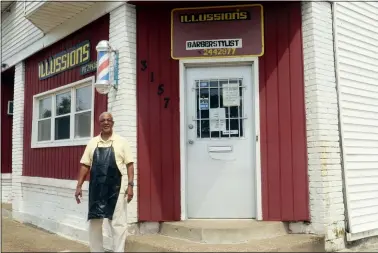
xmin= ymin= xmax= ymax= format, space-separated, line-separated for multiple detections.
xmin=188 ymin=124 xmax=194 ymax=129
xmin=188 ymin=139 xmax=194 ymax=145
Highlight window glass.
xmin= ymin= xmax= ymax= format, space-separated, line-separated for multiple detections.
xmin=76 ymin=86 xmax=92 ymax=112
xmin=38 ymin=119 xmax=51 ymax=141
xmin=39 ymin=97 xmax=52 ymax=119
xmin=56 ymin=92 xmax=71 ymax=116
xmin=75 ymin=111 xmax=91 ymax=138
xmin=55 ymin=116 xmax=70 ymax=140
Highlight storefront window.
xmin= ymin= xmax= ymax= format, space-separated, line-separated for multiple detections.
xmin=32 ymin=77 xmax=94 ymax=148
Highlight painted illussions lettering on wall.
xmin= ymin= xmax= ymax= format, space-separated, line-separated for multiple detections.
xmin=38 ymin=41 xmax=90 ymax=80
xmin=171 ymin=4 xmax=264 ymax=59
xmin=179 ymin=9 xmax=250 ymax=23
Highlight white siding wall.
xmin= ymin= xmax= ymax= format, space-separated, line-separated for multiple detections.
xmin=1 ymin=1 xmax=44 ymax=65
xmin=334 ymin=2 xmax=378 ymax=240
xmin=291 ymin=2 xmax=346 ymax=252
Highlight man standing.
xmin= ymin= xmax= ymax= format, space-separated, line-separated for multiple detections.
xmin=75 ymin=112 xmax=134 ymax=252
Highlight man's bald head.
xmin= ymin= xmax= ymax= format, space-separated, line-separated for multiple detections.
xmin=99 ymin=112 xmax=113 ymax=122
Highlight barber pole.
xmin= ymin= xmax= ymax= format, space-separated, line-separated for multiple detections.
xmin=94 ymin=40 xmax=119 ymax=94
xmin=97 ymin=52 xmax=110 ymax=83
xmin=97 ymin=51 xmax=110 ymax=84
xmin=95 ymin=40 xmax=111 ymax=85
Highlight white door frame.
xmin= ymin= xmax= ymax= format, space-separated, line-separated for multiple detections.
xmin=179 ymin=57 xmax=262 ymax=220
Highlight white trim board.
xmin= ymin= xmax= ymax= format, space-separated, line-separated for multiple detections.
xmin=1 ymin=1 xmax=125 ymax=72
xmin=21 ymin=176 xmax=89 ymax=191
xmin=179 ymin=56 xmax=262 ymax=220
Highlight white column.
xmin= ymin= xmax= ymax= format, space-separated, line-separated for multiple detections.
xmin=12 ymin=62 xmax=25 ymax=219
xmin=294 ymin=2 xmax=346 ymax=251
xmin=108 ymin=3 xmax=138 ymax=224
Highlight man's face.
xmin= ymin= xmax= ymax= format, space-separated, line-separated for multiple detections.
xmin=99 ymin=114 xmax=114 ymax=134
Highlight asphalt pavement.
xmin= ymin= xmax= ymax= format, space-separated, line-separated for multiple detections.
xmin=1 ymin=215 xmax=89 ymax=252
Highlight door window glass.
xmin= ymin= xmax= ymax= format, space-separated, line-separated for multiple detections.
xmin=195 ymin=78 xmax=244 ymax=139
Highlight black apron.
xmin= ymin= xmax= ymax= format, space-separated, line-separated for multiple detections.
xmin=87 ymin=142 xmax=122 ymax=220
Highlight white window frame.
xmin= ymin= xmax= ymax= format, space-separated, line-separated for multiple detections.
xmin=31 ymin=76 xmax=95 ymax=148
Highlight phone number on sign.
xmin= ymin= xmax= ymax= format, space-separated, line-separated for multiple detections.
xmin=202 ymin=48 xmax=236 ymax=56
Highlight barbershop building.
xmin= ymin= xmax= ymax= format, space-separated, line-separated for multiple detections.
xmin=2 ymin=1 xmax=378 ymax=251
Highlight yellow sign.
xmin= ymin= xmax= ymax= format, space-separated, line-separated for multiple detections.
xmin=38 ymin=40 xmax=90 ymax=80
xmin=179 ymin=9 xmax=250 ymax=23
xmin=171 ymin=4 xmax=264 ymax=59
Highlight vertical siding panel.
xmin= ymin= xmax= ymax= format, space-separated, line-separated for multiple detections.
xmin=148 ymin=9 xmax=163 ymax=221
xmin=160 ymin=9 xmax=174 ymax=220
xmin=276 ymin=6 xmax=294 ymax=220
xmin=137 ymin=6 xmax=181 ymax=221
xmin=23 ymin=15 xmax=109 ymax=180
xmin=137 ymin=8 xmax=152 ymax=221
xmin=1 ymin=69 xmax=14 ymax=174
xmin=264 ymin=6 xmax=281 ymax=220
xmin=171 ymin=38 xmax=181 ymax=221
xmin=289 ymin=3 xmax=309 ymax=220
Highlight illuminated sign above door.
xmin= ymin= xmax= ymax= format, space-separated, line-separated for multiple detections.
xmin=38 ymin=40 xmax=91 ymax=80
xmin=171 ymin=5 xmax=264 ymax=59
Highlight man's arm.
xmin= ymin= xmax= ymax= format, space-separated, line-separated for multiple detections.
xmin=127 ymin=162 xmax=134 ymax=185
xmin=126 ymin=162 xmax=134 ymax=203
xmin=123 ymin=138 xmax=135 ymax=202
xmin=75 ymin=142 xmax=92 ymax=203
xmin=76 ymin=164 xmax=90 ymax=188
xmin=123 ymin=138 xmax=135 ymax=185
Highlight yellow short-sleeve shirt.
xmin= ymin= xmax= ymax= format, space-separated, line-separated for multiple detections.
xmin=80 ymin=133 xmax=134 ymax=175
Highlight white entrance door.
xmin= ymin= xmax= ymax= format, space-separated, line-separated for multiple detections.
xmin=186 ymin=65 xmax=256 ymax=219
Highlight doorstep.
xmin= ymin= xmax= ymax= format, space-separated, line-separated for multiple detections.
xmin=126 ymin=220 xmax=325 ymax=252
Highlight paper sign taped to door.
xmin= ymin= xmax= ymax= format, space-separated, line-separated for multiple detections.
xmin=222 ymin=82 xmax=240 ymax=107
xmin=210 ymin=108 xmax=226 ymax=131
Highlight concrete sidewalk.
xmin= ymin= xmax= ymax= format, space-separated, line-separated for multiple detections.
xmin=2 ymin=212 xmax=89 ymax=252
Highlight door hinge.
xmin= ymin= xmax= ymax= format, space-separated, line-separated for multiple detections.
xmin=256 ymin=135 xmax=259 ymax=142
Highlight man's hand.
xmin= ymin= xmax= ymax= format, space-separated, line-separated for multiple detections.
xmin=126 ymin=186 xmax=133 ymax=203
xmin=75 ymin=186 xmax=82 ymax=204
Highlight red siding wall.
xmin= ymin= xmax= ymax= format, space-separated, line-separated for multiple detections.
xmin=136 ymin=2 xmax=309 ymax=222
xmin=1 ymin=68 xmax=14 ymax=174
xmin=259 ymin=3 xmax=309 ymax=221
xmin=137 ymin=8 xmax=181 ymax=221
xmin=23 ymin=15 xmax=109 ymax=179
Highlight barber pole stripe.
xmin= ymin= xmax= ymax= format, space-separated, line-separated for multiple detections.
xmin=97 ymin=51 xmax=110 ymax=82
